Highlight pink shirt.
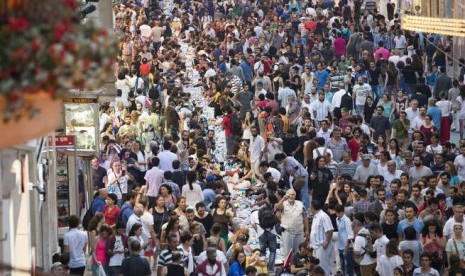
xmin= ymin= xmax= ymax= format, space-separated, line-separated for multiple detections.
xmin=333 ymin=38 xmax=346 ymax=56
xmin=374 ymin=48 xmax=390 ymax=61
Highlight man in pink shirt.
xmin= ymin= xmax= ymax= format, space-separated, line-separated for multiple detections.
xmin=374 ymin=41 xmax=390 ymax=61
xmin=333 ymin=33 xmax=346 ymax=61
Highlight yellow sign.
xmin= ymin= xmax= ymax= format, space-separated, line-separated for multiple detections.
xmin=402 ymin=15 xmax=465 ymax=37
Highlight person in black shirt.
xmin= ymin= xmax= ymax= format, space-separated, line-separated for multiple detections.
xmin=91 ymin=156 xmax=108 ymax=190
xmin=160 ymin=251 xmax=188 ymax=276
xmin=121 ymin=240 xmax=151 ymax=276
xmin=290 ymin=242 xmax=313 ymax=275
xmin=403 ymin=58 xmax=418 ymax=98
xmin=411 ymin=84 xmax=429 ymax=108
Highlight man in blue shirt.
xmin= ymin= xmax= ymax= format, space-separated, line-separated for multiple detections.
xmin=91 ymin=189 xmax=107 ymax=215
xmin=315 ymin=63 xmax=329 ymax=90
xmin=426 ymin=99 xmax=442 ymax=131
xmin=397 ymin=203 xmax=424 ymax=240
xmin=239 ymin=54 xmax=253 ymax=87
xmin=120 ymin=192 xmax=137 ymax=225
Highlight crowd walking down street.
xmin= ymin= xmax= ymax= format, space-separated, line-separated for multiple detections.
xmin=48 ymin=0 xmax=465 ymax=275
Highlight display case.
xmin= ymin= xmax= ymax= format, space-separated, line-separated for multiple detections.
xmin=50 ymin=135 xmax=76 ymax=228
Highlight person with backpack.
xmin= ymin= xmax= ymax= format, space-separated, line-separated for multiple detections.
xmin=251 ymin=202 xmax=278 ymax=273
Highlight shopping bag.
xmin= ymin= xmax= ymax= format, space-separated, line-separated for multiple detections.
xmin=96 ymin=264 xmax=107 ymax=276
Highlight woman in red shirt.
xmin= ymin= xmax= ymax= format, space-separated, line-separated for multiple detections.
xmin=103 ymin=193 xmax=120 ymax=228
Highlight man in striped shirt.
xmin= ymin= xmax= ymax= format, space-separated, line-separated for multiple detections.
xmin=310 ymin=200 xmax=334 ymax=275
xmin=310 ymin=92 xmax=333 ymax=123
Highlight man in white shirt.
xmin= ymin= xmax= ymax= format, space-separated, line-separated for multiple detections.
xmin=405 ymin=99 xmax=419 ymax=133
xmin=144 ymin=157 xmax=165 ymax=203
xmin=455 ymin=144 xmax=465 ymax=181
xmin=310 ymin=200 xmax=334 ymax=275
xmin=353 ymin=76 xmax=372 ymax=116
xmin=316 ymin=120 xmax=332 ymax=144
xmin=249 ymin=126 xmax=265 ymax=175
xmin=384 ymin=161 xmax=403 ymax=187
xmin=332 ymin=83 xmax=347 ymax=110
xmin=411 ymin=106 xmax=427 ymax=131
xmin=278 ymin=81 xmax=296 ymax=108
xmin=369 ymin=223 xmax=389 ymax=261
xmin=310 ymin=92 xmax=333 ymax=122
xmin=275 ymin=189 xmax=309 ymax=259
xmin=353 ymin=220 xmax=377 ymax=275
xmin=196 ymin=238 xmax=228 ymax=272
xmin=301 ymin=94 xmax=312 ymax=111
xmin=443 ymin=201 xmax=465 ymax=239
xmin=258 ymin=161 xmax=281 ymax=183
xmin=157 ymin=141 xmax=178 ymax=172
xmin=63 ymin=215 xmax=88 ymax=275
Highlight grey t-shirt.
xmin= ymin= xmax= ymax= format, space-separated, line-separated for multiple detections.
xmin=409 ymin=166 xmax=433 ymax=185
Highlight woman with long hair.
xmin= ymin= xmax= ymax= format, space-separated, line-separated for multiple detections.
xmin=420 ymin=219 xmax=446 ymax=272
xmin=385 ymin=61 xmax=399 ymax=98
xmin=228 ymin=248 xmax=246 ymax=276
xmin=445 ymin=161 xmax=460 ymax=186
xmin=377 ymin=93 xmax=395 ymax=119
xmin=242 ymin=111 xmax=255 ymax=142
xmin=376 ymin=238 xmax=403 ymax=276
xmin=91 ymin=224 xmax=112 ymax=275
xmin=211 ymin=197 xmax=234 ymax=248
xmin=190 ymin=221 xmax=207 ymax=258
xmin=177 ymin=231 xmax=195 ymax=275
xmin=210 ymin=222 xmax=227 ymax=253
xmin=182 ymin=171 xmax=204 ymax=207
xmin=159 ymin=184 xmax=176 ymax=210
xmin=128 ymin=223 xmax=151 ymax=255
xmin=388 ymin=138 xmax=403 ymax=167
xmin=420 ymin=115 xmax=437 ymax=145
xmin=374 ymin=134 xmax=387 ymax=156
xmin=160 ymin=216 xmax=181 ymax=250
xmin=101 ymin=122 xmax=115 ymax=140
xmin=88 ymin=213 xmax=105 ymax=251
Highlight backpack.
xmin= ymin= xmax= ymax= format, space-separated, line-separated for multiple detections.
xmin=258 ymin=205 xmax=278 ymax=229
xmin=117 ymin=204 xmax=131 ymax=226
xmin=148 ymin=87 xmax=159 ymax=100
xmin=340 ymin=90 xmax=353 ymax=110
xmin=230 ymin=114 xmax=242 ymax=136
xmin=82 ymin=199 xmax=96 ymax=230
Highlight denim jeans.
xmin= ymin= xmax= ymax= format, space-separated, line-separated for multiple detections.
xmin=404 ymin=83 xmax=416 ymax=99
xmin=371 ymin=85 xmax=382 ymax=101
xmin=259 ymin=230 xmax=277 ymax=272
xmin=355 ymin=105 xmax=364 ymax=116
xmin=225 ymin=134 xmax=234 ymax=156
xmin=344 ymin=247 xmax=355 ymax=276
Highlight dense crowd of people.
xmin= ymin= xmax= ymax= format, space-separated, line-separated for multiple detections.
xmin=51 ymin=0 xmax=465 ymax=275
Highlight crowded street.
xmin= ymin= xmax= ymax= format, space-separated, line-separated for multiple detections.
xmin=2 ymin=0 xmax=465 ymax=275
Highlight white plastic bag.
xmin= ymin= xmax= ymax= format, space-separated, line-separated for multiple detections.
xmin=96 ymin=264 xmax=106 ymax=276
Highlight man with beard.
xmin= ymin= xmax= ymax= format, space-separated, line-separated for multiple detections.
xmin=409 ymin=155 xmax=433 ymax=185
xmin=91 ymin=156 xmax=107 ymax=190
xmin=117 ymin=115 xmax=139 ymax=140
xmin=195 ymin=247 xmax=227 ymax=276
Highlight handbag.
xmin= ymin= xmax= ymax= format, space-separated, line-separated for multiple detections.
xmin=293 ymin=176 xmax=306 ymax=191
xmin=452 ymin=238 xmax=465 ymax=268
xmin=145 ymin=97 xmax=151 ymax=108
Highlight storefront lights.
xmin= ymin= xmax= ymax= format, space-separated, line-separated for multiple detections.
xmin=402 ymin=15 xmax=465 ymax=37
